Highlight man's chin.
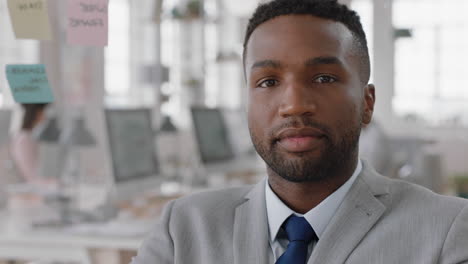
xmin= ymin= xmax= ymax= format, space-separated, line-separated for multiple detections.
xmin=277 ymin=173 xmax=327 ymax=183
xmin=274 ymin=147 xmax=327 ymax=164
xmin=268 ymin=158 xmax=330 ymax=183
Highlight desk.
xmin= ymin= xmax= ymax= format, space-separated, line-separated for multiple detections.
xmin=0 ymin=174 xmax=263 ymax=264
xmin=0 ymin=181 xmax=176 ymax=264
xmin=0 ymin=188 xmax=182 ymax=264
xmin=0 ymin=181 xmax=190 ymax=264
xmin=0 ymin=228 xmax=142 ymax=264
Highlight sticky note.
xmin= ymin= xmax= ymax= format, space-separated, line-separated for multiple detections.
xmin=5 ymin=64 xmax=54 ymax=104
xmin=7 ymin=0 xmax=52 ymax=40
xmin=67 ymin=0 xmax=109 ymax=46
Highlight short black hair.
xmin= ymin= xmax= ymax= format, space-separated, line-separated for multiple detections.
xmin=21 ymin=103 xmax=48 ymax=131
xmin=243 ymin=0 xmax=370 ymax=84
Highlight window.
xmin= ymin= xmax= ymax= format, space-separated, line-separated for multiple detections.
xmin=105 ymin=0 xmax=163 ymax=107
xmin=393 ymin=0 xmax=468 ymax=125
xmin=105 ymin=0 xmax=130 ymax=102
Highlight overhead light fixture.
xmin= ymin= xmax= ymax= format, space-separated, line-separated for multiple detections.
xmin=394 ymin=28 xmax=413 ymax=39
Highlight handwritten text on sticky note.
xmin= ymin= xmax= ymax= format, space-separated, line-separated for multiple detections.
xmin=7 ymin=0 xmax=52 ymax=40
xmin=5 ymin=64 xmax=54 ymax=104
xmin=67 ymin=0 xmax=109 ymax=46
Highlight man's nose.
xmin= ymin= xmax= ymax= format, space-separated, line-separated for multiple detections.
xmin=278 ymin=84 xmax=317 ymax=118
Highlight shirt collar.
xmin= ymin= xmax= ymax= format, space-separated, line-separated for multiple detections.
xmin=265 ymin=159 xmax=362 ymax=241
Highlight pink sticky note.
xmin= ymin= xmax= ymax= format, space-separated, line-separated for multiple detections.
xmin=67 ymin=0 xmax=108 ymax=46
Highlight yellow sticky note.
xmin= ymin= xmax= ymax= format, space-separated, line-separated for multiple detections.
xmin=7 ymin=0 xmax=52 ymax=40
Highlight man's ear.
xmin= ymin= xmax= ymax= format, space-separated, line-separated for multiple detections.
xmin=362 ymin=84 xmax=375 ymax=125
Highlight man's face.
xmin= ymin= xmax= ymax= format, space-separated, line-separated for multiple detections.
xmin=245 ymin=15 xmax=374 ymax=182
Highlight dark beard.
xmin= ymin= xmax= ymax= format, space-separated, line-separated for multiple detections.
xmin=250 ymin=118 xmax=361 ymax=183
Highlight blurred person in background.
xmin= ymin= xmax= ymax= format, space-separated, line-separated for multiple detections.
xmin=9 ymin=103 xmax=55 ymax=186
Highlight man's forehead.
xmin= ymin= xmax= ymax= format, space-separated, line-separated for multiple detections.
xmin=244 ymin=15 xmax=355 ymax=67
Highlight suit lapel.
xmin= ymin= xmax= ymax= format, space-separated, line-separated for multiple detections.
xmin=308 ymin=163 xmax=390 ymax=263
xmin=233 ymin=179 xmax=271 ymax=264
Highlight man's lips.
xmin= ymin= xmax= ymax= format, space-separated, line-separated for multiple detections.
xmin=275 ymin=128 xmax=325 ymax=153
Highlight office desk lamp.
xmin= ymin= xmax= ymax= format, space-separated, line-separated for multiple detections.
xmin=158 ymin=115 xmax=179 ymax=180
xmin=32 ymin=110 xmax=68 ymax=184
xmin=33 ymin=113 xmax=96 ymax=225
xmin=56 ymin=115 xmax=95 ymax=224
xmin=32 ymin=114 xmax=61 ymax=143
xmin=59 ymin=115 xmax=96 ymax=183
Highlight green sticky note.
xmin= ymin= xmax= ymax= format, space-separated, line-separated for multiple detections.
xmin=5 ymin=64 xmax=54 ymax=104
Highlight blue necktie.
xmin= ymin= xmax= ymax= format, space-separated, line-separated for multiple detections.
xmin=276 ymin=215 xmax=318 ymax=264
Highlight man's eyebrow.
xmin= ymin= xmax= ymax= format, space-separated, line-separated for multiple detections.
xmin=250 ymin=60 xmax=282 ymax=71
xmin=250 ymin=57 xmax=343 ymax=71
xmin=305 ymin=56 xmax=344 ymax=67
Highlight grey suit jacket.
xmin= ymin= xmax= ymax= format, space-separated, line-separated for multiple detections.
xmin=132 ymin=162 xmax=468 ymax=263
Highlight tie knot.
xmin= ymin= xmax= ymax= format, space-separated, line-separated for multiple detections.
xmin=282 ymin=215 xmax=317 ymax=243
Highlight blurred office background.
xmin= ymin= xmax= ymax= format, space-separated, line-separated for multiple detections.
xmin=0 ymin=0 xmax=468 ymax=263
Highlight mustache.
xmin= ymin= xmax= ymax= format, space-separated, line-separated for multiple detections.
xmin=269 ymin=118 xmax=331 ymax=141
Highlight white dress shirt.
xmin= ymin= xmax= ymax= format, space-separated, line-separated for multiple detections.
xmin=265 ymin=160 xmax=362 ymax=262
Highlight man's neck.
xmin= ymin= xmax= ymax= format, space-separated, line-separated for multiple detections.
xmin=267 ymin=158 xmax=358 ymax=214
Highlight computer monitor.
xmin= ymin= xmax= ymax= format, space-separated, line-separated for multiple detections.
xmin=0 ymin=109 xmax=12 ymax=147
xmin=104 ymin=108 xmax=161 ymax=201
xmin=190 ymin=107 xmax=235 ymax=164
xmin=190 ymin=107 xmax=262 ymax=177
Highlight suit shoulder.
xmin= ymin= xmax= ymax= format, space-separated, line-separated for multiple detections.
xmin=171 ymin=184 xmax=254 ymax=212
xmin=382 ymin=176 xmax=468 ymax=213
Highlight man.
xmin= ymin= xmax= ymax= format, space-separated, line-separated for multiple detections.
xmin=132 ymin=0 xmax=468 ymax=263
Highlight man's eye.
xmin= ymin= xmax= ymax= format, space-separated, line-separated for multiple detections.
xmin=258 ymin=79 xmax=278 ymax=88
xmin=314 ymin=75 xmax=336 ymax=84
